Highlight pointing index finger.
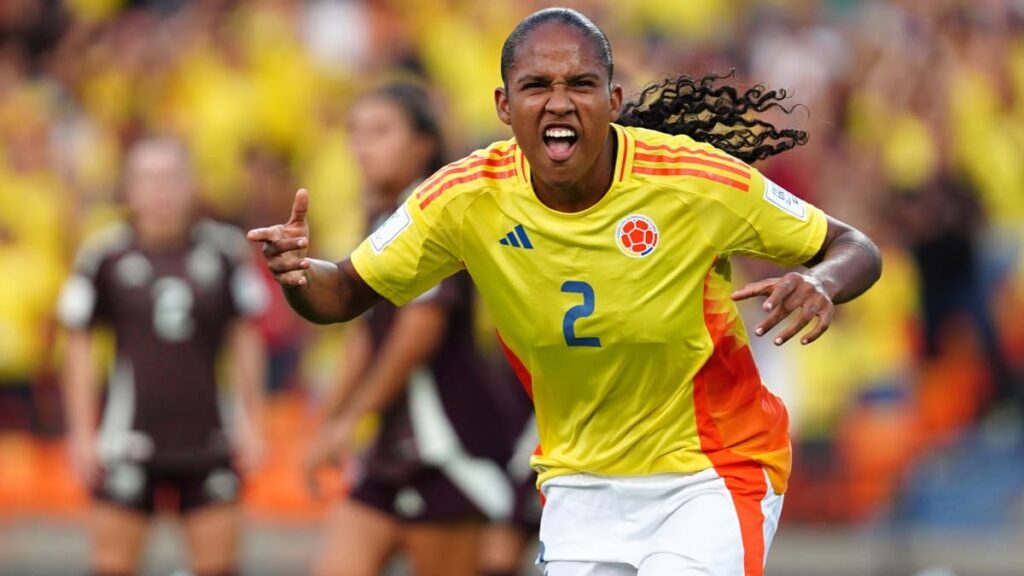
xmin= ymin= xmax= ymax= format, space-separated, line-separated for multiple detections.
xmin=288 ymin=188 xmax=309 ymax=226
xmin=247 ymin=227 xmax=275 ymax=241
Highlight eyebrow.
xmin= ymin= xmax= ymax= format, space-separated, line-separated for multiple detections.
xmin=516 ymin=72 xmax=602 ymax=86
xmin=516 ymin=74 xmax=549 ymax=86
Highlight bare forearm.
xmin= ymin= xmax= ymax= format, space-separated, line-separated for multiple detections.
xmin=807 ymin=228 xmax=882 ymax=305
xmin=284 ymin=259 xmax=378 ymax=324
xmin=249 ymin=191 xmax=382 ymax=323
xmin=63 ymin=331 xmax=97 ymax=440
xmin=230 ymin=321 xmax=266 ymax=433
xmin=732 ymin=217 xmax=882 ymax=346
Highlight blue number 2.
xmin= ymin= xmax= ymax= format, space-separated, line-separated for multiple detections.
xmin=561 ymin=281 xmax=601 ymax=348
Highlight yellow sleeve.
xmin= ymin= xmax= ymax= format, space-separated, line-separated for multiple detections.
xmin=349 ymin=186 xmax=465 ymax=306
xmin=693 ymin=168 xmax=828 ymax=267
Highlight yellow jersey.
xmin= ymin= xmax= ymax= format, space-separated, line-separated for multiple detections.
xmin=350 ymin=124 xmax=827 ymax=493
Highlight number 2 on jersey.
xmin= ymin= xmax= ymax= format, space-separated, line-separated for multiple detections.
xmin=152 ymin=277 xmax=195 ymax=342
xmin=561 ymin=281 xmax=601 ymax=348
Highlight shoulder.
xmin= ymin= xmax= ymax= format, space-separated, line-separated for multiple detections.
xmin=622 ymin=126 xmax=756 ymax=197
xmin=73 ymin=222 xmax=134 ymax=275
xmin=191 ymin=219 xmax=250 ymax=262
xmin=411 ymin=138 xmax=521 ymax=216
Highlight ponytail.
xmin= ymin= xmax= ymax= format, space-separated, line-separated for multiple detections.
xmin=618 ymin=71 xmax=808 ymax=163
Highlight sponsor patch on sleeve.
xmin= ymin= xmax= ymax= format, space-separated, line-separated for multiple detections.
xmin=762 ymin=177 xmax=807 ymax=221
xmin=369 ymin=204 xmax=411 ymax=253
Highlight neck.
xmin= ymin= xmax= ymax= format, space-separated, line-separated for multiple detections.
xmin=533 ymin=126 xmax=617 ymax=213
xmin=135 ymin=219 xmax=190 ymax=251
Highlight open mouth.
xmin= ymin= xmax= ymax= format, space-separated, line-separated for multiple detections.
xmin=542 ymin=127 xmax=578 ymax=163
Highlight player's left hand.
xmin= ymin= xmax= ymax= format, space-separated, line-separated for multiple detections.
xmin=731 ymin=271 xmax=835 ymax=346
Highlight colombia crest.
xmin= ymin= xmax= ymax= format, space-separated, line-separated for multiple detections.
xmin=615 ymin=214 xmax=659 ymax=258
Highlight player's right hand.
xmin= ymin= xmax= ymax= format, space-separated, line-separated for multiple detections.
xmin=247 ymin=188 xmax=311 ymax=287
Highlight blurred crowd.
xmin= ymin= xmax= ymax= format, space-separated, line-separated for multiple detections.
xmin=2 ymin=0 xmax=1024 ymax=525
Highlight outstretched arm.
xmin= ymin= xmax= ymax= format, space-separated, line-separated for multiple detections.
xmin=247 ymin=189 xmax=382 ymax=324
xmin=731 ymin=215 xmax=882 ymax=346
xmin=63 ymin=329 xmax=100 ymax=485
xmin=227 ymin=318 xmax=267 ymax=472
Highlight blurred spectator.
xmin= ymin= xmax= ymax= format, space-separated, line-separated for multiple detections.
xmin=0 ymin=50 xmax=68 ymax=430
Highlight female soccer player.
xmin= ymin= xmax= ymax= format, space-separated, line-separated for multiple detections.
xmin=59 ymin=137 xmax=268 ymax=576
xmin=249 ymin=8 xmax=882 ymax=576
xmin=303 ymin=81 xmax=535 ymax=576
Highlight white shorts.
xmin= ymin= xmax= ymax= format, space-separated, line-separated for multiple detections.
xmin=537 ymin=466 xmax=784 ymax=576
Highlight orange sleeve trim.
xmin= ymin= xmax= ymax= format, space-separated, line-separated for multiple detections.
xmin=632 ymin=166 xmax=750 ymax=192
xmin=617 ymin=131 xmax=631 ymax=182
xmin=416 ymin=152 xmax=516 ymax=200
xmin=515 ymin=143 xmax=529 ymax=185
xmin=633 ymin=152 xmax=751 ymax=179
xmin=418 ymin=169 xmax=515 ymax=209
xmin=634 ymin=139 xmax=746 ymax=165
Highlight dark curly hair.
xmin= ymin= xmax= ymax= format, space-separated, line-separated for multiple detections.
xmin=617 ymin=72 xmax=808 ymax=163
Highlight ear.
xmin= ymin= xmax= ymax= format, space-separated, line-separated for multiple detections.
xmin=609 ymin=83 xmax=624 ymax=123
xmin=494 ymin=86 xmax=512 ymax=126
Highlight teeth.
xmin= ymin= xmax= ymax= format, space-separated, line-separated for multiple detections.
xmin=545 ymin=128 xmax=576 ymax=139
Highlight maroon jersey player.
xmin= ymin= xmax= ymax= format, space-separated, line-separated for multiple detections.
xmin=302 ymin=82 xmax=537 ymax=576
xmin=58 ymin=137 xmax=268 ymax=576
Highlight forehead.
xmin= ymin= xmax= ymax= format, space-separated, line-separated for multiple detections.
xmin=509 ymin=21 xmax=606 ymax=81
xmin=128 ymin=145 xmax=185 ymax=175
xmin=351 ymin=97 xmax=395 ymax=120
xmin=350 ymin=96 xmax=410 ymax=128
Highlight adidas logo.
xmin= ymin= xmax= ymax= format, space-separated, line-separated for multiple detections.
xmin=498 ymin=224 xmax=534 ymax=249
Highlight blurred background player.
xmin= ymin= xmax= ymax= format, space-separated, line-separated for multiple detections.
xmin=302 ymin=81 xmax=537 ymax=576
xmin=57 ymin=137 xmax=268 ymax=576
